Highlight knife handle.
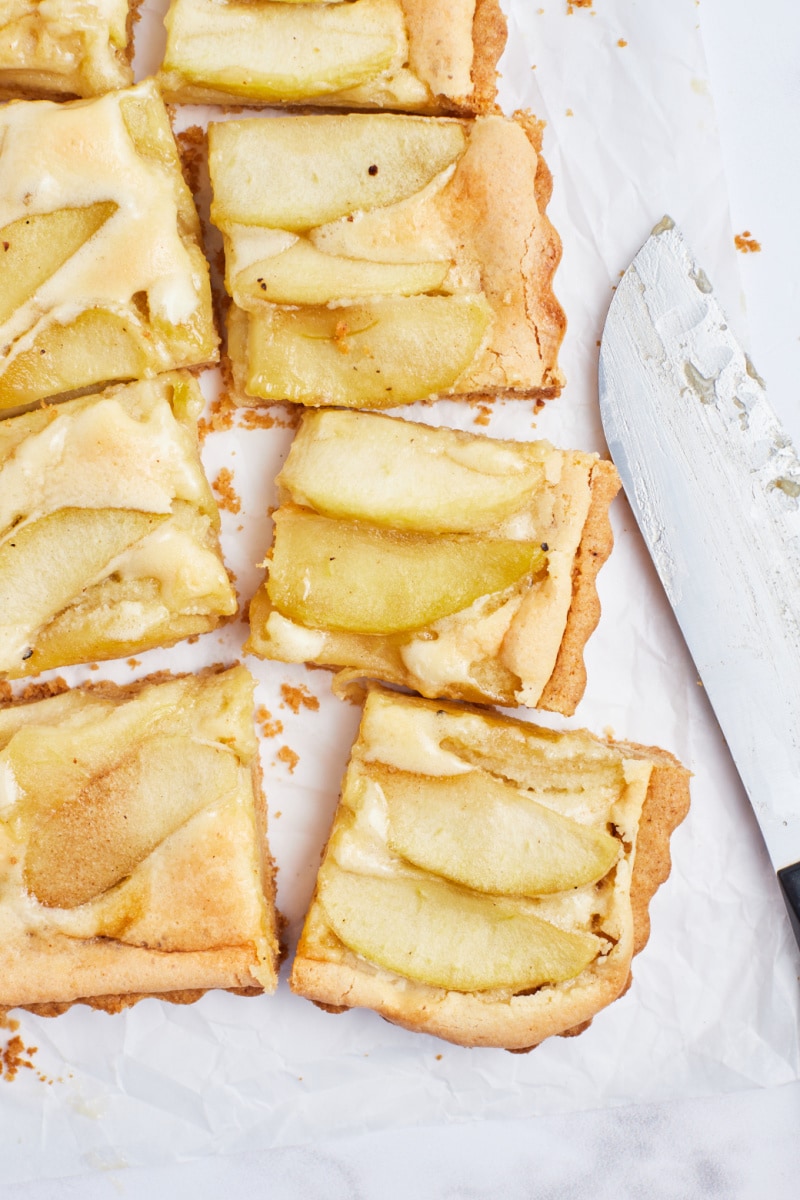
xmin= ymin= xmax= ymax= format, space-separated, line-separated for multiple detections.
xmin=777 ymin=863 xmax=800 ymax=950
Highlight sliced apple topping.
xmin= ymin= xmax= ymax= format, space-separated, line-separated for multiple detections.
xmin=242 ymin=294 xmax=491 ymax=407
xmin=209 ymin=115 xmax=466 ymax=230
xmin=233 ymin=240 xmax=450 ymax=307
xmin=376 ymin=767 xmax=620 ymax=896
xmin=267 ymin=508 xmax=545 ymax=634
xmin=163 ymin=0 xmax=405 ymax=105
xmin=280 ymin=410 xmax=544 ymax=531
xmin=318 ymin=870 xmax=601 ymax=992
xmin=0 ymin=202 xmax=118 ymax=326
xmin=24 ymin=734 xmax=239 ymax=909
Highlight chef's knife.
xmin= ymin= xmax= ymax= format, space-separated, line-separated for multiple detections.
xmin=598 ymin=218 xmax=800 ymax=948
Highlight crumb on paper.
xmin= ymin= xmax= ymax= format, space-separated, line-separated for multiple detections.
xmin=276 ymin=745 xmax=299 ymax=774
xmin=1 ymin=1017 xmax=38 ymax=1083
xmin=473 ymin=404 xmax=492 ymax=427
xmin=256 ymin=705 xmax=284 ymax=738
xmin=89 ymin=663 xmax=99 ymax=672
xmin=435 ymin=1053 xmax=443 ymax=1061
xmin=198 ymin=395 xmax=236 ymax=442
xmin=127 ymin=658 xmax=141 ymax=670
xmin=213 ymin=467 xmax=241 ymax=514
xmin=566 ymin=0 xmax=592 ymax=12
xmin=239 ymin=405 xmax=299 ymax=431
xmin=274 ymin=811 xmax=282 ymax=819
xmin=280 ymin=682 xmax=320 ymax=714
xmin=565 ymin=108 xmax=574 ymax=117
xmin=735 ymin=231 xmax=761 ymax=253
xmin=617 ymin=38 xmax=628 ymax=48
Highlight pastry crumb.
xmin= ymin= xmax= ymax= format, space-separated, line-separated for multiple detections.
xmin=256 ymin=705 xmax=284 ymax=738
xmin=276 ymin=745 xmax=299 ymax=774
xmin=1 ymin=1017 xmax=38 ymax=1083
xmin=213 ymin=467 xmax=241 ymax=514
xmin=280 ymin=683 xmax=320 ymax=714
xmin=734 ymin=231 xmax=761 ymax=253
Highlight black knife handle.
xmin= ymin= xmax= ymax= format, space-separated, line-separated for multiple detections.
xmin=777 ymin=862 xmax=800 ymax=950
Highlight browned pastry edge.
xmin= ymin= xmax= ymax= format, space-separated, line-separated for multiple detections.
xmin=538 ymin=458 xmax=621 ymax=714
xmin=0 ymin=664 xmax=282 ymax=1019
xmin=291 ymin=731 xmax=691 ymax=1050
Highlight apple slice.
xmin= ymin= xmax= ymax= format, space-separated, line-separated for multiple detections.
xmin=0 ymin=202 xmax=118 ymax=326
xmin=0 ymin=508 xmax=167 ymax=668
xmin=280 ymin=410 xmax=544 ymax=531
xmin=242 ymin=294 xmax=491 ymax=408
xmin=164 ymin=0 xmax=403 ymax=105
xmin=25 ymin=734 xmax=239 ymax=909
xmin=209 ymin=115 xmax=465 ymax=230
xmin=0 ymin=308 xmax=150 ymax=413
xmin=318 ymin=870 xmax=600 ymax=992
xmin=266 ymin=508 xmax=545 ymax=634
xmin=233 ymin=240 xmax=449 ymax=307
xmin=376 ymin=767 xmax=620 ymax=896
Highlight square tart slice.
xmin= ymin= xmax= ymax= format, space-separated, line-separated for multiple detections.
xmin=0 ymin=79 xmax=218 ymax=416
xmin=157 ymin=0 xmax=506 ymax=115
xmin=290 ymin=688 xmax=691 ymax=1051
xmin=245 ymin=409 xmax=620 ymax=715
xmin=0 ymin=0 xmax=136 ymax=100
xmin=0 ymin=666 xmax=280 ymax=1015
xmin=0 ymin=372 xmax=237 ymax=679
xmin=209 ymin=111 xmax=565 ymax=409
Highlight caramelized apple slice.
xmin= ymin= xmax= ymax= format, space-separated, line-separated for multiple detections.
xmin=0 ymin=508 xmax=167 ymax=665
xmin=164 ymin=0 xmax=403 ymax=105
xmin=0 ymin=308 xmax=150 ymax=413
xmin=318 ymin=870 xmax=600 ymax=992
xmin=377 ymin=767 xmax=620 ymax=896
xmin=242 ymin=294 xmax=491 ymax=407
xmin=209 ymin=115 xmax=465 ymax=230
xmin=25 ymin=735 xmax=239 ymax=908
xmin=267 ymin=508 xmax=545 ymax=634
xmin=0 ymin=203 xmax=117 ymax=326
xmin=280 ymin=410 xmax=543 ymax=531
xmin=234 ymin=240 xmax=449 ymax=307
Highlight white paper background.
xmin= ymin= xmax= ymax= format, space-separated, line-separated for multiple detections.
xmin=2 ymin=0 xmax=799 ymax=1185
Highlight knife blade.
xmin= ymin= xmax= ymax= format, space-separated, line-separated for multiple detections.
xmin=598 ymin=217 xmax=800 ymax=947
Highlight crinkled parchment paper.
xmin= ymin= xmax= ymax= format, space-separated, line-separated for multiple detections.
xmin=3 ymin=0 xmax=799 ymax=1184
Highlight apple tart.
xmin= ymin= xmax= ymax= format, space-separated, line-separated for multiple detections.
xmin=158 ymin=0 xmax=506 ymax=115
xmin=0 ymin=79 xmax=218 ymax=416
xmin=0 ymin=0 xmax=136 ymax=100
xmin=0 ymin=666 xmax=280 ymax=1014
xmin=290 ymin=688 xmax=690 ymax=1050
xmin=245 ymin=409 xmax=619 ymax=714
xmin=0 ymin=372 xmax=237 ymax=679
xmin=208 ymin=111 xmax=565 ymax=409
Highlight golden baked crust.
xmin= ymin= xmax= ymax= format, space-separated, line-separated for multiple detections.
xmin=0 ymin=80 xmax=218 ymax=416
xmin=157 ymin=0 xmax=506 ymax=115
xmin=210 ymin=111 xmax=564 ymax=408
xmin=290 ymin=689 xmax=691 ymax=1050
xmin=0 ymin=666 xmax=281 ymax=1015
xmin=0 ymin=373 xmax=237 ymax=679
xmin=0 ymin=0 xmax=139 ymax=101
xmin=245 ymin=410 xmax=618 ymax=715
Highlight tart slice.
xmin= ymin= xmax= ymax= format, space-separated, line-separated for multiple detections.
xmin=0 ymin=79 xmax=218 ymax=416
xmin=245 ymin=409 xmax=619 ymax=714
xmin=0 ymin=0 xmax=136 ymax=100
xmin=290 ymin=687 xmax=691 ymax=1050
xmin=158 ymin=0 xmax=506 ymax=115
xmin=0 ymin=373 xmax=237 ymax=678
xmin=209 ymin=111 xmax=565 ymax=408
xmin=0 ymin=666 xmax=280 ymax=1014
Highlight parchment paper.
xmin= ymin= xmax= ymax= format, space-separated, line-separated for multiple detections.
xmin=3 ymin=0 xmax=799 ymax=1184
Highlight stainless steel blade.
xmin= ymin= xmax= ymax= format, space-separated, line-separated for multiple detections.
xmin=599 ymin=219 xmax=800 ymax=896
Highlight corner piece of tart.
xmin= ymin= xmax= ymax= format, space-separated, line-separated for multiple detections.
xmin=0 ymin=79 xmax=218 ymax=415
xmin=0 ymin=666 xmax=280 ymax=1015
xmin=208 ymin=111 xmax=565 ymax=409
xmin=290 ymin=687 xmax=691 ymax=1050
xmin=158 ymin=0 xmax=506 ymax=116
xmin=245 ymin=409 xmax=619 ymax=715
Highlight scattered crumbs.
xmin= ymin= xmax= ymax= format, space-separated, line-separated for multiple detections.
xmin=277 ymin=745 xmax=299 ymax=774
xmin=237 ymin=524 xmax=244 ymax=532
xmin=537 ymin=6 xmax=544 ymax=13
xmin=187 ymin=634 xmax=200 ymax=644
xmin=89 ymin=663 xmax=99 ymax=671
xmin=197 ymin=395 xmax=236 ymax=442
xmin=566 ymin=0 xmax=592 ymax=11
xmin=1 ymin=1017 xmax=38 ymax=1083
xmin=274 ymin=810 xmax=282 ymax=819
xmin=127 ymin=658 xmax=141 ymax=670
xmin=280 ymin=682 xmax=320 ymax=714
xmin=565 ymin=108 xmax=574 ymax=117
xmin=473 ymin=404 xmax=492 ymax=427
xmin=213 ymin=466 xmax=241 ymax=514
xmin=239 ymin=405 xmax=299 ymax=431
xmin=256 ymin=704 xmax=284 ymax=738
xmin=735 ymin=230 xmax=761 ymax=253
xmin=435 ymin=1054 xmax=443 ymax=1061
xmin=617 ymin=38 xmax=628 ymax=48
